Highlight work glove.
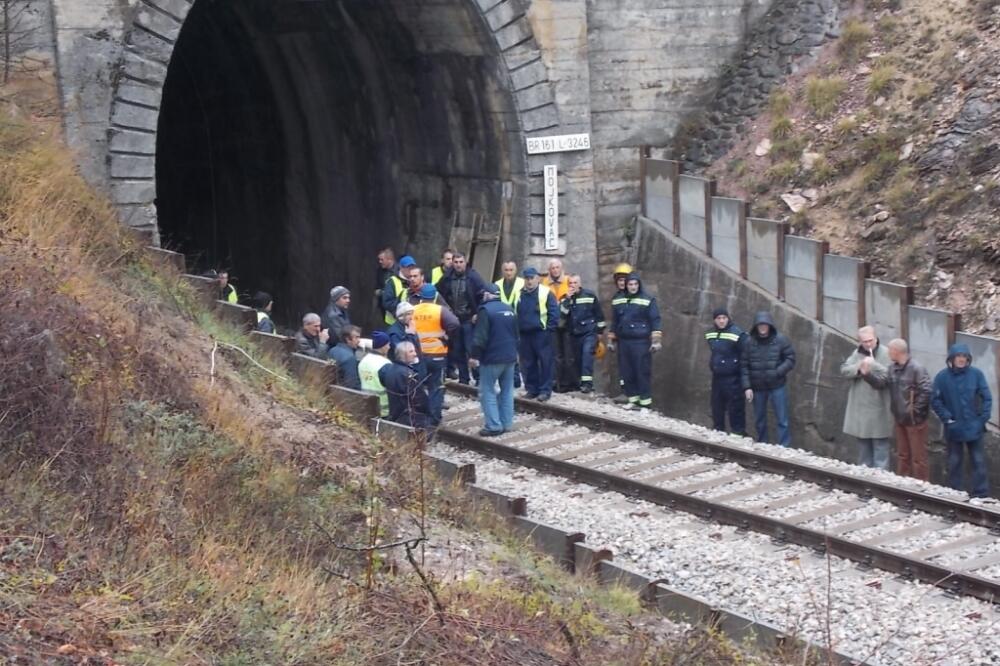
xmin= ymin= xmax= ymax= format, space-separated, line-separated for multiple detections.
xmin=650 ymin=342 xmax=662 ymax=353
xmin=605 ymin=340 xmax=616 ymax=352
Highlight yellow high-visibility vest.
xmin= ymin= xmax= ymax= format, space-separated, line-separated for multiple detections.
xmin=358 ymin=353 xmax=391 ymax=416
xmin=382 ymin=275 xmax=408 ymax=325
xmin=495 ymin=277 xmax=524 ymax=307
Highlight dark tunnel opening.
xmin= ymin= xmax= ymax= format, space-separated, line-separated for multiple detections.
xmin=155 ymin=0 xmax=525 ymax=330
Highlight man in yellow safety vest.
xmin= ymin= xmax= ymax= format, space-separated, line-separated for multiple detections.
xmin=359 ymin=331 xmax=392 ymax=417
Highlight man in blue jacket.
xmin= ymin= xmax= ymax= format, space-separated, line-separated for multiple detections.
xmin=328 ymin=325 xmax=362 ymax=390
xmin=378 ymin=341 xmax=434 ymax=433
xmin=515 ymin=267 xmax=560 ymax=402
xmin=607 ymin=273 xmax=662 ymax=409
xmin=560 ymin=274 xmax=605 ymax=394
xmin=469 ymin=284 xmax=519 ymax=436
xmin=705 ymin=306 xmax=746 ymax=435
xmin=932 ymin=343 xmax=993 ymax=498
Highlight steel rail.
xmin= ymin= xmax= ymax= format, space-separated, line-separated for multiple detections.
xmin=436 ymin=425 xmax=1000 ymax=605
xmin=447 ymin=383 xmax=1000 ymax=532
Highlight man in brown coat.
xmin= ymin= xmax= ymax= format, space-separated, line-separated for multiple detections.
xmin=887 ymin=338 xmax=932 ymax=481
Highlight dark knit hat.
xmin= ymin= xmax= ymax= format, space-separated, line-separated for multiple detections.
xmin=371 ymin=331 xmax=390 ymax=350
xmin=329 ymin=286 xmax=350 ymax=303
xmin=712 ymin=307 xmax=729 ymax=318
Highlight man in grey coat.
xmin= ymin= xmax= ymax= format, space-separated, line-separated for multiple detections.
xmin=840 ymin=326 xmax=892 ymax=469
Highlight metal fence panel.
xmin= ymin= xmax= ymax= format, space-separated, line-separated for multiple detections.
xmin=644 ymin=159 xmax=678 ymax=233
xmin=678 ymin=175 xmax=710 ymax=252
xmin=908 ymin=306 xmax=954 ymax=379
xmin=822 ymin=255 xmax=865 ymax=336
xmin=746 ymin=218 xmax=782 ymax=296
xmin=865 ymin=279 xmax=909 ymax=342
xmin=784 ymin=236 xmax=824 ymax=319
xmin=710 ymin=196 xmax=744 ymax=274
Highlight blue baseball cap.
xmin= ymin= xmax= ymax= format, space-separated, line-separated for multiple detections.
xmin=522 ymin=267 xmax=539 ymax=278
xmin=399 ymin=255 xmax=416 ymax=268
xmin=419 ymin=284 xmax=437 ymax=299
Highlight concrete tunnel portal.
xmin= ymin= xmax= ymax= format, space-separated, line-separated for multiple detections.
xmin=154 ymin=0 xmax=527 ymax=328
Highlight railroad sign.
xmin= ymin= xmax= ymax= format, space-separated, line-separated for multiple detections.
xmin=526 ymin=133 xmax=591 ymax=155
xmin=544 ymin=165 xmax=558 ymax=251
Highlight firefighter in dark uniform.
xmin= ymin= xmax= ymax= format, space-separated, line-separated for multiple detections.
xmin=610 ymin=262 xmax=633 ymax=404
xmin=705 ymin=306 xmax=747 ymax=435
xmin=559 ymin=274 xmax=605 ymax=393
xmin=607 ymin=273 xmax=662 ymax=409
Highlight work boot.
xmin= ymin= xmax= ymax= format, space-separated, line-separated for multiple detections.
xmin=612 ymin=394 xmax=629 ymax=404
xmin=537 ymin=393 xmax=551 ymax=402
xmin=580 ymin=383 xmax=593 ymax=394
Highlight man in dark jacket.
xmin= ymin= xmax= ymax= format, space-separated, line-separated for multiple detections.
xmin=705 ymin=306 xmax=746 ymax=435
xmin=328 ymin=325 xmax=362 ymax=390
xmin=560 ymin=275 xmax=605 ymax=394
xmin=386 ymin=302 xmax=422 ymax=368
xmin=607 ymin=273 xmax=662 ymax=409
xmin=294 ymin=313 xmax=329 ymax=360
xmin=516 ymin=267 xmax=560 ymax=401
xmin=439 ymin=252 xmax=489 ymax=385
xmin=887 ymin=338 xmax=932 ymax=481
xmin=381 ymin=256 xmax=415 ymax=326
xmin=469 ymin=284 xmax=519 ymax=436
xmin=932 ymin=343 xmax=993 ymax=498
xmin=321 ymin=286 xmax=351 ymax=342
xmin=378 ymin=341 xmax=434 ymax=432
xmin=740 ymin=311 xmax=795 ymax=447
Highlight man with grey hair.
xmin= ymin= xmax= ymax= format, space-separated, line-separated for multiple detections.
xmin=295 ymin=313 xmax=329 ymax=359
xmin=840 ymin=325 xmax=892 ymax=469
xmin=887 ymin=338 xmax=932 ymax=480
xmin=378 ymin=340 xmax=434 ymax=431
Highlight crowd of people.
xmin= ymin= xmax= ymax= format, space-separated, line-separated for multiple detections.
xmin=214 ymin=249 xmax=994 ymax=500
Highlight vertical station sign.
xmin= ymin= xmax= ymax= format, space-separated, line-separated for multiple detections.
xmin=543 ymin=165 xmax=558 ymax=251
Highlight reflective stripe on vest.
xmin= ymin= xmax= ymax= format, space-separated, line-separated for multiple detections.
xmin=495 ymin=277 xmax=524 ymax=306
xmin=630 ymin=297 xmax=651 ymax=307
xmin=223 ymin=285 xmax=238 ymax=304
xmin=705 ymin=331 xmax=740 ymax=342
xmin=414 ymin=303 xmax=447 ymax=356
xmin=257 ymin=311 xmax=269 ymax=324
xmin=612 ymin=297 xmax=628 ymax=306
xmin=383 ymin=275 xmax=408 ymax=325
xmin=514 ymin=284 xmax=551 ymax=329
xmin=575 ymin=296 xmax=595 ymax=304
xmin=358 ymin=353 xmax=391 ymax=416
xmin=431 ymin=266 xmax=444 ymax=286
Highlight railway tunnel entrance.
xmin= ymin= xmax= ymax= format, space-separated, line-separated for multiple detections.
xmin=154 ymin=0 xmax=526 ymax=327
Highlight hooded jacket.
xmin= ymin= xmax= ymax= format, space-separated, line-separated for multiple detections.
xmin=931 ymin=343 xmax=993 ymax=442
xmin=740 ymin=311 xmax=796 ymax=391
xmin=839 ymin=341 xmax=892 ymax=439
xmin=610 ymin=274 xmax=662 ymax=340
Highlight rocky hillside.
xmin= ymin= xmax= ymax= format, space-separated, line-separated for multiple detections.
xmin=682 ymin=0 xmax=1000 ymax=332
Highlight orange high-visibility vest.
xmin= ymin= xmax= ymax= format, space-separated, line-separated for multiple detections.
xmin=413 ymin=302 xmax=447 ymax=357
xmin=542 ymin=275 xmax=569 ymax=301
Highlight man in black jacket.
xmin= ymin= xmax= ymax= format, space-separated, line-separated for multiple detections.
xmin=378 ymin=341 xmax=434 ymax=432
xmin=740 ymin=311 xmax=796 ymax=446
xmin=438 ymin=252 xmax=489 ymax=385
xmin=705 ymin=306 xmax=746 ymax=435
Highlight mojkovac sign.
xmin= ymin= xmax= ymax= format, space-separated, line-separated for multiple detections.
xmin=544 ymin=165 xmax=558 ymax=251
xmin=526 ymin=133 xmax=590 ymax=155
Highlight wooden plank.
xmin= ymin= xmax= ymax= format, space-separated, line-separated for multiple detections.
xmin=500 ymin=426 xmax=561 ymax=447
xmin=522 ymin=432 xmax=592 ymax=454
xmin=956 ymin=548 xmax=1000 ymax=573
xmin=553 ymin=441 xmax=622 ymax=462
xmin=909 ymin=533 xmax=998 ymax=560
xmin=862 ymin=520 xmax=949 ymax=547
xmin=582 ymin=449 xmax=648 ymax=469
xmin=709 ymin=479 xmax=787 ymax=503
xmin=785 ymin=500 xmax=864 ymax=526
xmin=620 ymin=453 xmax=688 ymax=476
xmin=642 ymin=462 xmax=717 ymax=485
xmin=670 ymin=472 xmax=745 ymax=495
xmin=826 ymin=511 xmax=908 ymax=536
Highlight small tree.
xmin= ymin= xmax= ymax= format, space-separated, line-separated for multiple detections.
xmin=1 ymin=0 xmax=37 ymax=84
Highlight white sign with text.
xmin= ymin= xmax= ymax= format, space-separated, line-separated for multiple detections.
xmin=544 ymin=165 xmax=559 ymax=251
xmin=526 ymin=133 xmax=591 ymax=155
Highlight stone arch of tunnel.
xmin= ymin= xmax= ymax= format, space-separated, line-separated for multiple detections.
xmin=114 ymin=0 xmax=545 ymax=328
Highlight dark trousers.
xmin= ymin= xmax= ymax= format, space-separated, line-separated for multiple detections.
xmin=519 ymin=329 xmax=554 ymax=396
xmin=448 ymin=320 xmax=476 ymax=384
xmin=571 ymin=332 xmax=598 ymax=387
xmin=422 ymin=356 xmax=446 ymax=425
xmin=947 ymin=438 xmax=990 ymax=498
xmin=619 ymin=337 xmax=651 ymax=406
xmin=553 ymin=329 xmax=576 ymax=391
xmin=711 ymin=374 xmax=745 ymax=434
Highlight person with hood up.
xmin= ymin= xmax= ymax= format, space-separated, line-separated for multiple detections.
xmin=607 ymin=273 xmax=662 ymax=409
xmin=704 ymin=306 xmax=746 ymax=435
xmin=740 ymin=311 xmax=796 ymax=446
xmin=840 ymin=326 xmax=892 ymax=469
xmin=932 ymin=343 xmax=993 ymax=498
xmin=252 ymin=291 xmax=275 ymax=334
xmin=609 ymin=262 xmax=634 ymax=404
xmin=321 ymin=286 xmax=351 ymax=342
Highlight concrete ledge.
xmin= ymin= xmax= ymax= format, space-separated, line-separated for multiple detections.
xmin=249 ymin=330 xmax=296 ymax=361
xmin=180 ymin=274 xmax=217 ymax=306
xmin=511 ymin=516 xmax=584 ymax=571
xmin=424 ymin=453 xmax=477 ymax=486
xmin=596 ymin=560 xmax=652 ymax=593
xmin=574 ymin=542 xmax=613 ymax=577
xmin=372 ymin=418 xmax=419 ymax=444
xmin=288 ymin=352 xmax=337 ymax=392
xmin=214 ymin=301 xmax=257 ymax=331
xmin=328 ymin=385 xmax=380 ymax=422
xmin=468 ymin=485 xmax=527 ymax=518
xmin=143 ymin=246 xmax=184 ymax=272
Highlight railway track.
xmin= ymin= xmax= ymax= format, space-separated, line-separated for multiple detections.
xmin=440 ymin=384 xmax=1000 ymax=606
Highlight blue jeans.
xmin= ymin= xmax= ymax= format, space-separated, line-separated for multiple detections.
xmin=947 ymin=439 xmax=990 ymax=498
xmin=519 ymin=330 xmax=553 ymax=396
xmin=422 ymin=356 xmax=446 ymax=425
xmin=752 ymin=386 xmax=790 ymax=447
xmin=857 ymin=437 xmax=891 ymax=470
xmin=479 ymin=363 xmax=515 ymax=433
